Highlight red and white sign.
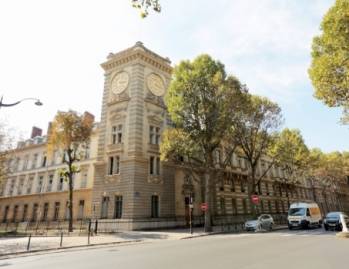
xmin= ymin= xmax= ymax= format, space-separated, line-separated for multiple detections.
xmin=201 ymin=203 xmax=208 ymax=211
xmin=251 ymin=195 xmax=260 ymax=205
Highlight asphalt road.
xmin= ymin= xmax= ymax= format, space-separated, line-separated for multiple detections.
xmin=2 ymin=229 xmax=349 ymax=269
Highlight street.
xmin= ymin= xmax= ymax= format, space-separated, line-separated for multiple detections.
xmin=2 ymin=229 xmax=348 ymax=269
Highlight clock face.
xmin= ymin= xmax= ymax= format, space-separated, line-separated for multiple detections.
xmin=147 ymin=73 xmax=165 ymax=96
xmin=111 ymin=72 xmax=129 ymax=95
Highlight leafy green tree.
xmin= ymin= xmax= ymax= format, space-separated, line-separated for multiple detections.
xmin=270 ymin=128 xmax=309 ymax=207
xmin=132 ymin=0 xmax=161 ymax=18
xmin=309 ymin=0 xmax=349 ymax=121
xmin=48 ymin=111 xmax=94 ymax=232
xmin=232 ymin=95 xmax=283 ymax=216
xmin=161 ymin=54 xmax=246 ymax=231
xmin=0 ymin=123 xmax=14 ymax=196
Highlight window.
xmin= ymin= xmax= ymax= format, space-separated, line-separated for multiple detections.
xmin=65 ymin=201 xmax=70 ymax=220
xmin=12 ymin=205 xmax=18 ymax=222
xmin=42 ymin=203 xmax=49 ymax=221
xmin=3 ymin=206 xmax=9 ymax=223
xmin=32 ymin=204 xmax=39 ymax=221
xmin=37 ymin=176 xmax=43 ymax=193
xmin=151 ymin=195 xmax=159 ymax=218
xmin=114 ymin=196 xmax=123 ymax=219
xmin=240 ymin=180 xmax=246 ymax=193
xmin=42 ymin=153 xmax=47 ymax=167
xmin=17 ymin=178 xmax=24 ymax=195
xmin=57 ymin=177 xmax=64 ymax=191
xmin=8 ymin=179 xmax=15 ymax=196
xmin=22 ymin=204 xmax=28 ymax=222
xmin=80 ymin=173 xmax=88 ymax=188
xmin=111 ymin=125 xmax=123 ymax=144
xmin=149 ymin=126 xmax=160 ymax=145
xmin=47 ymin=175 xmax=54 ymax=192
xmin=232 ymin=198 xmax=237 ymax=215
xmin=149 ymin=157 xmax=154 ymax=175
xmin=23 ymin=155 xmax=29 ymax=170
xmin=15 ymin=157 xmax=20 ymax=172
xmin=220 ymin=197 xmax=226 ymax=215
xmin=242 ymin=198 xmax=248 ymax=214
xmin=149 ymin=156 xmax=160 ymax=176
xmin=53 ymin=202 xmax=60 ymax=221
xmin=108 ymin=156 xmax=120 ymax=175
xmin=101 ymin=197 xmax=109 ymax=219
xmin=32 ymin=154 xmax=38 ymax=169
xmin=78 ymin=200 xmax=85 ymax=220
xmin=27 ymin=177 xmax=34 ymax=194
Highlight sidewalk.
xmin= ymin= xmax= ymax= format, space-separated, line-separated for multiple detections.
xmin=0 ymin=225 xmax=287 ymax=258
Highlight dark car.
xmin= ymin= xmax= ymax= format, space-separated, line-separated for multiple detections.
xmin=323 ymin=212 xmax=349 ymax=231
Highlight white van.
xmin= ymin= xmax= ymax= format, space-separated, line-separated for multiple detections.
xmin=287 ymin=202 xmax=322 ymax=229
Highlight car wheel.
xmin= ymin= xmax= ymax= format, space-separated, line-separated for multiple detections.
xmin=288 ymin=225 xmax=293 ymax=230
xmin=269 ymin=223 xmax=273 ymax=231
xmin=324 ymin=225 xmax=328 ymax=231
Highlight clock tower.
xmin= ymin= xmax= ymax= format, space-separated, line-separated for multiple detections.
xmin=92 ymin=42 xmax=175 ymax=228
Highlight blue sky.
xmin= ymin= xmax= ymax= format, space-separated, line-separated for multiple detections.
xmin=0 ymin=0 xmax=347 ymax=152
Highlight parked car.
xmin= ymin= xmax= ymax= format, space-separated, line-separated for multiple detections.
xmin=244 ymin=214 xmax=274 ymax=231
xmin=288 ymin=202 xmax=322 ymax=229
xmin=324 ymin=212 xmax=349 ymax=231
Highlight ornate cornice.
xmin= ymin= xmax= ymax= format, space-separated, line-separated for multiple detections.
xmin=101 ymin=42 xmax=172 ymax=74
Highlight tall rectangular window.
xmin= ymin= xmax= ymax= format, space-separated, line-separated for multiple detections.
xmin=108 ymin=156 xmax=120 ymax=175
xmin=32 ymin=154 xmax=38 ymax=169
xmin=42 ymin=203 xmax=49 ymax=221
xmin=53 ymin=202 xmax=60 ymax=221
xmin=47 ymin=175 xmax=54 ymax=192
xmin=149 ymin=156 xmax=154 ymax=175
xmin=22 ymin=204 xmax=28 ymax=222
xmin=57 ymin=177 xmax=64 ymax=191
xmin=8 ymin=179 xmax=15 ymax=196
xmin=12 ymin=205 xmax=18 ymax=222
xmin=111 ymin=125 xmax=122 ymax=144
xmin=220 ymin=197 xmax=226 ymax=215
xmin=232 ymin=198 xmax=237 ymax=215
xmin=18 ymin=178 xmax=24 ymax=195
xmin=151 ymin=195 xmax=159 ymax=218
xmin=78 ymin=200 xmax=85 ymax=220
xmin=23 ymin=155 xmax=29 ymax=170
xmin=80 ymin=173 xmax=88 ymax=188
xmin=32 ymin=204 xmax=39 ymax=221
xmin=101 ymin=197 xmax=109 ymax=219
xmin=3 ymin=206 xmax=9 ymax=223
xmin=149 ymin=126 xmax=160 ymax=145
xmin=27 ymin=177 xmax=34 ymax=194
xmin=149 ymin=156 xmax=160 ymax=176
xmin=37 ymin=176 xmax=43 ymax=193
xmin=42 ymin=153 xmax=47 ymax=167
xmin=65 ymin=201 xmax=70 ymax=220
xmin=114 ymin=196 xmax=123 ymax=219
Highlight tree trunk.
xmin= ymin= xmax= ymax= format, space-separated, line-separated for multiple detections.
xmin=68 ymin=171 xmax=74 ymax=232
xmin=204 ymin=172 xmax=212 ymax=232
xmin=285 ymin=186 xmax=290 ymax=208
xmin=249 ymin=169 xmax=257 ymax=218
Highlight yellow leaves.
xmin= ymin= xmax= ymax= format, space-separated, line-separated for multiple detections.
xmin=47 ymin=110 xmax=94 ymax=162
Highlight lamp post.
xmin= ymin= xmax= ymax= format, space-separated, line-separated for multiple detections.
xmin=0 ymin=96 xmax=43 ymax=108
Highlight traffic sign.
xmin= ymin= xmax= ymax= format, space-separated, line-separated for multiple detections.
xmin=201 ymin=203 xmax=208 ymax=211
xmin=251 ymin=195 xmax=260 ymax=204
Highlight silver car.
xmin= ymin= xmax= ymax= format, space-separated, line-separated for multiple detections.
xmin=244 ymin=214 xmax=274 ymax=231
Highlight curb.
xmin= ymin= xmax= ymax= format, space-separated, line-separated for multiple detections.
xmin=0 ymin=239 xmax=143 ymax=260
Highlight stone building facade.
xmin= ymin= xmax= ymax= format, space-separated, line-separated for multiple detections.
xmin=1 ymin=42 xmax=349 ymax=230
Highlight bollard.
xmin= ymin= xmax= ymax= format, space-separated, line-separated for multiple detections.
xmin=88 ymin=230 xmax=91 ymax=245
xmin=27 ymin=234 xmax=32 ymax=251
xmin=60 ymin=232 xmax=63 ymax=247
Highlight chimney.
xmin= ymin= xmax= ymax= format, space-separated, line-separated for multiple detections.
xmin=31 ymin=126 xmax=42 ymax=138
xmin=83 ymin=111 xmax=95 ymax=123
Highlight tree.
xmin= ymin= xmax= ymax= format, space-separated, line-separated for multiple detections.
xmin=131 ymin=0 xmax=161 ymax=18
xmin=0 ymin=123 xmax=14 ymax=196
xmin=47 ymin=111 xmax=94 ymax=232
xmin=161 ymin=54 xmax=246 ymax=232
xmin=270 ymin=128 xmax=309 ymax=207
xmin=232 ymin=95 xmax=283 ymax=216
xmin=309 ymin=0 xmax=349 ymax=121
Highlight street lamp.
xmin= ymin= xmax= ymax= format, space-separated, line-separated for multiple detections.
xmin=0 ymin=96 xmax=43 ymax=108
